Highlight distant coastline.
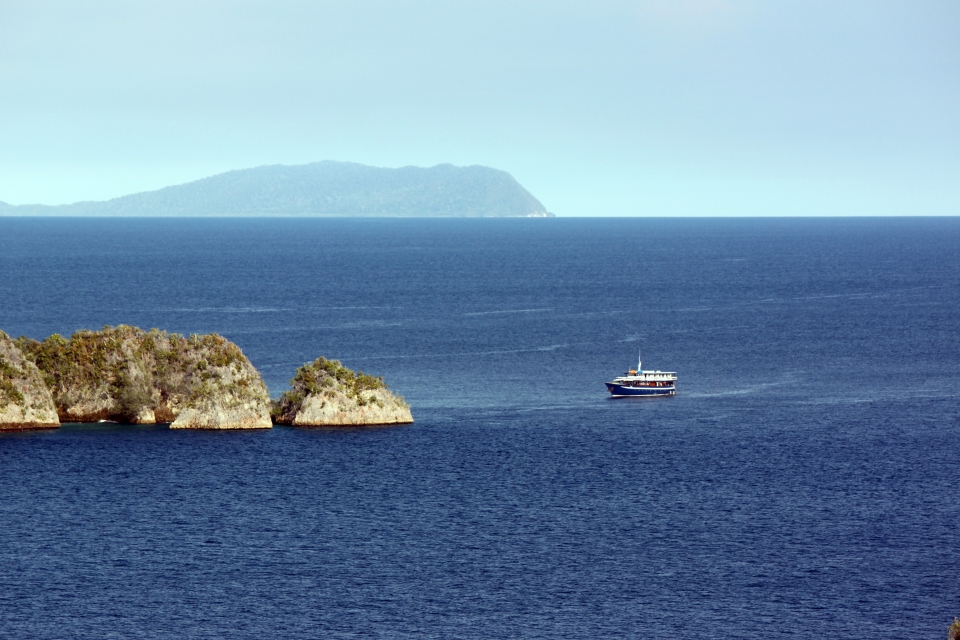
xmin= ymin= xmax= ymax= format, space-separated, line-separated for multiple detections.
xmin=0 ymin=161 xmax=553 ymax=218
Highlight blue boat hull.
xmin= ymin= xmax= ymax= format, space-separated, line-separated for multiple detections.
xmin=605 ymin=383 xmax=675 ymax=397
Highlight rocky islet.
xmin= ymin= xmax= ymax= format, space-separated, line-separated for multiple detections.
xmin=0 ymin=331 xmax=60 ymax=430
xmin=0 ymin=325 xmax=411 ymax=430
xmin=272 ymin=357 xmax=413 ymax=427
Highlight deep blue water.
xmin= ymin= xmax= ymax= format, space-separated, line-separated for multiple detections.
xmin=1 ymin=217 xmax=959 ymax=639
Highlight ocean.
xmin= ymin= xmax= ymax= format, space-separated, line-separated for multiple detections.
xmin=1 ymin=217 xmax=958 ymax=638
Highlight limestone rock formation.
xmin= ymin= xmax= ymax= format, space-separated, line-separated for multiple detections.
xmin=272 ymin=357 xmax=413 ymax=426
xmin=18 ymin=325 xmax=271 ymax=429
xmin=170 ymin=405 xmax=271 ymax=430
xmin=0 ymin=331 xmax=60 ymax=430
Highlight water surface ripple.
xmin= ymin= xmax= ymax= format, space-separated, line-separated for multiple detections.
xmin=1 ymin=218 xmax=958 ymax=639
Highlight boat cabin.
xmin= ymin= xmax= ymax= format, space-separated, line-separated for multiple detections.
xmin=614 ymin=370 xmax=677 ymax=388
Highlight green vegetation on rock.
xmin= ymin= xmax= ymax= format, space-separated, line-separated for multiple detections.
xmin=273 ymin=357 xmax=390 ymax=419
xmin=0 ymin=331 xmax=26 ymax=406
xmin=0 ymin=330 xmax=60 ymax=429
xmin=0 ymin=360 xmax=26 ymax=405
xmin=272 ymin=357 xmax=412 ymax=426
xmin=6 ymin=325 xmax=411 ymax=428
xmin=16 ymin=325 xmax=268 ymax=424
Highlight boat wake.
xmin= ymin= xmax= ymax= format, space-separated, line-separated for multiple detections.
xmin=462 ymin=308 xmax=552 ymax=316
xmin=684 ymin=379 xmax=792 ymax=398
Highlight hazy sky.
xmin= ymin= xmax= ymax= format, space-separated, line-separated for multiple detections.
xmin=1 ymin=0 xmax=957 ymax=215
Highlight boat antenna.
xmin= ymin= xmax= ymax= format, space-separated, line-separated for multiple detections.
xmin=637 ymin=349 xmax=642 ymax=373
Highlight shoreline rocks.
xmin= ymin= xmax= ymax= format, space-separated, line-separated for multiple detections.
xmin=17 ymin=326 xmax=271 ymax=430
xmin=272 ymin=357 xmax=413 ymax=427
xmin=170 ymin=406 xmax=272 ymax=430
xmin=5 ymin=326 xmax=412 ymax=431
xmin=0 ymin=331 xmax=60 ymax=430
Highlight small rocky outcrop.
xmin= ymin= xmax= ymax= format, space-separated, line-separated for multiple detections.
xmin=17 ymin=325 xmax=271 ymax=429
xmin=0 ymin=332 xmax=60 ymax=430
xmin=272 ymin=357 xmax=413 ymax=426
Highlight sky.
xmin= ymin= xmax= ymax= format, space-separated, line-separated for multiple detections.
xmin=1 ymin=0 xmax=957 ymax=216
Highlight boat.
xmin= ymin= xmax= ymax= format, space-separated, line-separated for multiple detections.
xmin=605 ymin=351 xmax=676 ymax=397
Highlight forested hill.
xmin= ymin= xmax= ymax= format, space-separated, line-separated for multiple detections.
xmin=0 ymin=162 xmax=552 ymax=217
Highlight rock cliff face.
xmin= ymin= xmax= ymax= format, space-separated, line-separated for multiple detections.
xmin=0 ymin=332 xmax=60 ymax=430
xmin=272 ymin=357 xmax=413 ymax=426
xmin=18 ymin=325 xmax=271 ymax=429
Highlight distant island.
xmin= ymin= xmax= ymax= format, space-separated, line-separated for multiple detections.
xmin=0 ymin=161 xmax=553 ymax=217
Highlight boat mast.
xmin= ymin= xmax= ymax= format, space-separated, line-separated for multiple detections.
xmin=637 ymin=349 xmax=642 ymax=373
